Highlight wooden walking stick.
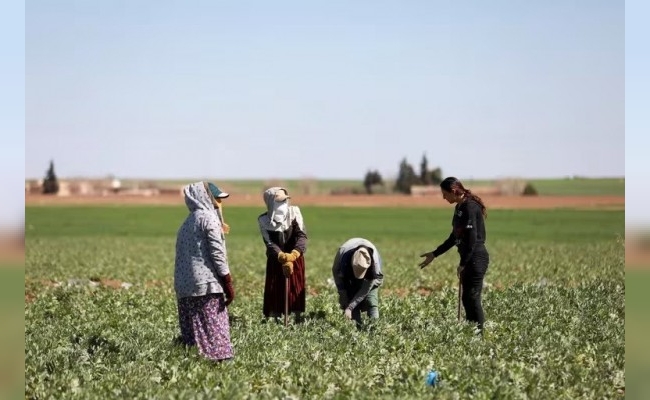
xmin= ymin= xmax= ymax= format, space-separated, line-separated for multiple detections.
xmin=284 ymin=276 xmax=290 ymax=327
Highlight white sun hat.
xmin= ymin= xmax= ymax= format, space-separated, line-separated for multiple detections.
xmin=351 ymin=247 xmax=372 ymax=279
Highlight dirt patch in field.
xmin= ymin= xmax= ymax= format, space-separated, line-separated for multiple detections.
xmin=626 ymin=234 xmax=650 ymax=270
xmin=384 ymin=288 xmax=410 ymax=298
xmin=0 ymin=235 xmax=24 ymax=266
xmin=25 ymin=279 xmax=62 ymax=303
xmin=145 ymin=279 xmax=168 ymax=288
xmin=25 ymin=292 xmax=36 ymax=304
xmin=91 ymin=278 xmax=125 ymax=289
xmin=25 ymin=277 xmax=136 ymax=303
xmin=26 ymin=193 xmax=625 ymax=210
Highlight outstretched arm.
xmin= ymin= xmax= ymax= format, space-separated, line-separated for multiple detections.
xmin=420 ymin=231 xmax=455 ymax=269
xmin=432 ymin=232 xmax=456 ymax=258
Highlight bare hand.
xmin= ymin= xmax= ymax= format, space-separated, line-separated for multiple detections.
xmin=419 ymin=252 xmax=435 ymax=269
xmin=344 ymin=309 xmax=352 ymax=320
xmin=222 ymin=223 xmax=230 ymax=234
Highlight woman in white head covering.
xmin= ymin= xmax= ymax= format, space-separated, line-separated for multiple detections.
xmin=257 ymin=187 xmax=308 ymax=321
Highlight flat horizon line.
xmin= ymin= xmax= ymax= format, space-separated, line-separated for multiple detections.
xmin=24 ymin=175 xmax=626 ymax=182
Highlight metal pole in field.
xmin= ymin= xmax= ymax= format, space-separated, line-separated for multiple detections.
xmin=284 ymin=276 xmax=289 ymax=327
xmin=457 ymin=278 xmax=462 ymax=322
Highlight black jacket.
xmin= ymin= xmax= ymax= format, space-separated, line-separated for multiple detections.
xmin=432 ymin=198 xmax=487 ymax=265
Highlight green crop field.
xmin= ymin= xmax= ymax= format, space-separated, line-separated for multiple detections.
xmin=625 ymin=271 xmax=650 ymax=400
xmin=25 ymin=205 xmax=625 ymax=399
xmin=463 ymin=178 xmax=625 ymax=196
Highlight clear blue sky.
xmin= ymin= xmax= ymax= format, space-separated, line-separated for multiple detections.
xmin=24 ymin=0 xmax=624 ymax=182
xmin=625 ymin=0 xmax=649 ymax=226
xmin=1 ymin=0 xmax=25 ymax=228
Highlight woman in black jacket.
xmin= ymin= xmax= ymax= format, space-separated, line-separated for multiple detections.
xmin=419 ymin=177 xmax=490 ymax=333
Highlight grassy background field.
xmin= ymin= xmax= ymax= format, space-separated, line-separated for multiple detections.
xmin=625 ymin=271 xmax=650 ymax=400
xmin=464 ymin=177 xmax=625 ymax=196
xmin=25 ymin=205 xmax=625 ymax=398
xmin=1 ymin=268 xmax=24 ymax=400
xmin=119 ymin=177 xmax=625 ymax=197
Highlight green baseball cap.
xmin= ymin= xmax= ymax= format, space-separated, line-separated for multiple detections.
xmin=207 ymin=182 xmax=229 ymax=199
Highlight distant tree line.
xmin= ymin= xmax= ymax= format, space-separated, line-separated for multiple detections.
xmin=42 ymin=160 xmax=59 ymax=195
xmin=363 ymin=154 xmax=443 ymax=194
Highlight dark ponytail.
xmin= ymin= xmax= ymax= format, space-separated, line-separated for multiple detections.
xmin=440 ymin=177 xmax=487 ymax=218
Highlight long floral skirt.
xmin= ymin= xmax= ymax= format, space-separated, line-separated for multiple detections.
xmin=177 ymin=293 xmax=234 ymax=361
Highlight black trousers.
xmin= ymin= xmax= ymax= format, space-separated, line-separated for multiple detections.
xmin=460 ymin=249 xmax=490 ymax=332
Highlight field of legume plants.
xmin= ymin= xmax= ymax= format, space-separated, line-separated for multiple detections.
xmin=25 ymin=205 xmax=625 ymax=399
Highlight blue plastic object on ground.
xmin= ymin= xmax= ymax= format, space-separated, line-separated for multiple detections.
xmin=426 ymin=370 xmax=438 ymax=386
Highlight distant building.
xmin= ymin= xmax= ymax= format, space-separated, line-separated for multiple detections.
xmin=111 ymin=178 xmax=122 ymax=194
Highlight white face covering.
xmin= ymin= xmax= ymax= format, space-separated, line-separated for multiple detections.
xmin=272 ymin=202 xmax=289 ymax=223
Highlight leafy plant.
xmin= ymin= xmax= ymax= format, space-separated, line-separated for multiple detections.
xmin=25 ymin=206 xmax=625 ymax=399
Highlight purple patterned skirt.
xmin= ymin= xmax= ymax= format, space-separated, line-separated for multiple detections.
xmin=177 ymin=293 xmax=234 ymax=361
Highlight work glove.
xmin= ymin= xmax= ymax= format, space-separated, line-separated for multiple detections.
xmin=222 ymin=274 xmax=235 ymax=306
xmin=282 ymin=261 xmax=294 ymax=277
xmin=278 ymin=252 xmax=289 ymax=263
xmin=286 ymin=249 xmax=301 ymax=262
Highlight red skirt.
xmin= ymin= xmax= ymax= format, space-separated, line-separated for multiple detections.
xmin=263 ymin=255 xmax=306 ymax=317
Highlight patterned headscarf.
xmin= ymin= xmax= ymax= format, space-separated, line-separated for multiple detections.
xmin=179 ymin=181 xmax=230 ymax=234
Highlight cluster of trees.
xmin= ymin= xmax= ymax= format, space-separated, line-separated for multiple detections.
xmin=363 ymin=154 xmax=443 ymax=194
xmin=42 ymin=160 xmax=59 ymax=195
